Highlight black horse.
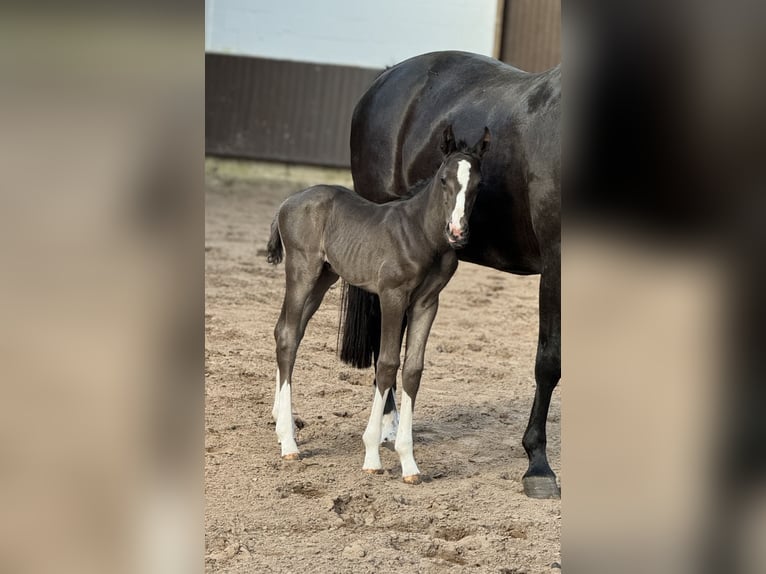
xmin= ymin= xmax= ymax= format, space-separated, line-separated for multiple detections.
xmin=268 ymin=127 xmax=490 ymax=483
xmin=339 ymin=51 xmax=561 ymax=498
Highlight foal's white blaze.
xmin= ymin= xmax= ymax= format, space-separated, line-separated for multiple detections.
xmin=395 ymin=392 xmax=420 ymax=478
xmin=362 ymin=387 xmax=390 ymax=471
xmin=275 ymin=379 xmax=299 ymax=457
xmin=449 ymin=160 xmax=472 ymax=232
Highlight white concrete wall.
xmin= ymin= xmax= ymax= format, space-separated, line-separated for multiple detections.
xmin=205 ymin=0 xmax=499 ymax=68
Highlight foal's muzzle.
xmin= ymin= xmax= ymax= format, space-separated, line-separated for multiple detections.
xmin=446 ymin=222 xmax=469 ymax=248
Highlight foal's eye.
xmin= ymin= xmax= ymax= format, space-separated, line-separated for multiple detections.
xmin=440 ymin=175 xmax=447 ymax=186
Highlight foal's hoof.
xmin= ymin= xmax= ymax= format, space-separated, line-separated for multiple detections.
xmin=402 ymin=474 xmax=422 ymax=485
xmin=362 ymin=468 xmax=384 ymax=475
xmin=282 ymin=453 xmax=300 ymax=461
xmin=522 ymin=475 xmax=560 ymax=499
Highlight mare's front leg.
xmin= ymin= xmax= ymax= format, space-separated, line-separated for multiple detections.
xmin=362 ymin=290 xmax=406 ymax=473
xmin=522 ymin=258 xmax=561 ymax=498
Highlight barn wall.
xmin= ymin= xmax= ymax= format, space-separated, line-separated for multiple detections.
xmin=205 ymin=1 xmax=561 ymax=166
xmin=205 ymin=54 xmax=380 ymax=167
xmin=205 ymin=0 xmax=499 ymax=69
xmin=500 ymin=0 xmax=561 ymax=72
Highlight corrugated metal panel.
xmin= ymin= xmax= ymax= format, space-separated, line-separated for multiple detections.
xmin=206 ymin=54 xmax=381 ymax=167
xmin=500 ymin=0 xmax=561 ymax=71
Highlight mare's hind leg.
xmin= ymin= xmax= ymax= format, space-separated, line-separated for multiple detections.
xmin=522 ymin=262 xmax=561 ymax=498
xmin=273 ymin=254 xmax=325 ymax=460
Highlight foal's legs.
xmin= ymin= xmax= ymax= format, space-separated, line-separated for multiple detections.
xmin=521 ymin=261 xmax=561 ymax=498
xmin=273 ymin=256 xmax=327 ymax=459
xmin=376 ymin=316 xmax=407 ymax=445
xmin=380 ymin=391 xmax=400 ymax=445
xmin=272 ymin=267 xmax=338 ymax=421
xmin=396 ymin=297 xmax=439 ymax=484
xmin=362 ymin=291 xmax=406 ymax=473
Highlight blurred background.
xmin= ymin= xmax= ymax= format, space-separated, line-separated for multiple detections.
xmin=565 ymin=1 xmax=766 ymax=573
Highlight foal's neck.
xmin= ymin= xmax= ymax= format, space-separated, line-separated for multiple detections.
xmin=400 ymin=176 xmax=450 ymax=252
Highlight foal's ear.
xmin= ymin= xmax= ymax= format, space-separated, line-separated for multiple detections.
xmin=440 ymin=124 xmax=457 ymax=156
xmin=475 ymin=126 xmax=491 ymax=158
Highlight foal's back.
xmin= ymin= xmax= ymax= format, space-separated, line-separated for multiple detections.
xmin=276 ymin=184 xmax=430 ymax=293
xmin=278 ymin=184 xmax=351 ymax=250
xmin=277 ymin=184 xmax=382 ymax=248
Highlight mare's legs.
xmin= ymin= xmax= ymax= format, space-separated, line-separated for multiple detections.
xmin=362 ymin=290 xmax=406 ymax=473
xmin=521 ymin=260 xmax=561 ymax=498
xmin=273 ymin=255 xmax=327 ymax=459
xmin=396 ymin=297 xmax=440 ymax=484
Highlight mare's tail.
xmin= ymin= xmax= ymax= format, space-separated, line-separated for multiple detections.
xmin=338 ymin=283 xmax=381 ymax=368
xmin=266 ymin=215 xmax=283 ymax=265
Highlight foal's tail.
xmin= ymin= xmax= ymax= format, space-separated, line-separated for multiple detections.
xmin=266 ymin=215 xmax=283 ymax=265
xmin=338 ymin=283 xmax=381 ymax=369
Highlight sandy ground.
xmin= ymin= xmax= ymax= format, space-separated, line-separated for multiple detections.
xmin=205 ymin=160 xmax=561 ymax=573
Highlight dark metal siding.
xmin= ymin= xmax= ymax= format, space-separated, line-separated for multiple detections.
xmin=206 ymin=54 xmax=381 ymax=167
xmin=500 ymin=0 xmax=561 ymax=72
xmin=206 ymin=3 xmax=562 ymax=167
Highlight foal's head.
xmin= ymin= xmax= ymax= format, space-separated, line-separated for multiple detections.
xmin=436 ymin=125 xmax=491 ymax=248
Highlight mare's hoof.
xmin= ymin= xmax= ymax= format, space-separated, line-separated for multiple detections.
xmin=522 ymin=475 xmax=560 ymax=499
xmin=402 ymin=474 xmax=422 ymax=485
xmin=362 ymin=468 xmax=384 ymax=475
xmin=282 ymin=453 xmax=300 ymax=461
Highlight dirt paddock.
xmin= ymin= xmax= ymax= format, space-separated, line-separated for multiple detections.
xmin=205 ymin=159 xmax=561 ymax=573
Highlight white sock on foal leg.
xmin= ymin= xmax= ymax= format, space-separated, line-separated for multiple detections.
xmin=395 ymin=392 xmax=420 ymax=483
xmin=362 ymin=387 xmax=390 ymax=472
xmin=275 ymin=379 xmax=299 ymax=459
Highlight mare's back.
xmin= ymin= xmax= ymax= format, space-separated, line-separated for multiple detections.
xmin=351 ymin=52 xmax=532 ymax=199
